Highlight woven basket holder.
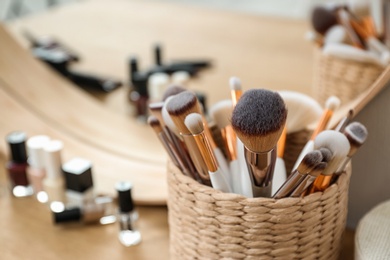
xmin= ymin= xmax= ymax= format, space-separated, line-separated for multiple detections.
xmin=167 ymin=160 xmax=351 ymax=260
xmin=312 ymin=47 xmax=383 ymax=106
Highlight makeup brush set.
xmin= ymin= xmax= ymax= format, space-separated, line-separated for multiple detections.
xmin=308 ymin=1 xmax=390 ymax=105
xmin=148 ymin=77 xmax=368 ymax=199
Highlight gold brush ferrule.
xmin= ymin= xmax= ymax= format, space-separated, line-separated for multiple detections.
xmin=221 ymin=125 xmax=237 ymax=161
xmin=244 ymin=147 xmax=276 ymax=197
xmin=192 ymin=133 xmax=218 ymax=172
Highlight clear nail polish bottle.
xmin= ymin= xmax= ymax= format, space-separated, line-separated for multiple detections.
xmin=5 ymin=131 xmax=33 ymax=197
xmin=26 ymin=135 xmax=50 ymax=202
xmin=116 ymin=181 xmax=141 ymax=246
xmin=62 ymin=157 xmax=94 ymax=208
xmin=43 ymin=140 xmax=66 ymax=207
xmin=53 ymin=196 xmax=117 ymax=225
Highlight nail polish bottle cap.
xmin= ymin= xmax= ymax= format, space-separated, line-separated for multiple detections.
xmin=62 ymin=157 xmax=93 ymax=192
xmin=6 ymin=131 xmax=28 ymax=163
xmin=154 ymin=43 xmax=162 ymax=66
xmin=54 ymin=207 xmax=82 ymax=224
xmin=132 ymin=72 xmax=149 ymax=96
xmin=129 ymin=56 xmax=138 ymax=76
xmin=27 ymin=135 xmax=50 ymax=168
xmin=43 ymin=140 xmax=64 ymax=179
xmin=115 ymin=181 xmax=134 ymax=213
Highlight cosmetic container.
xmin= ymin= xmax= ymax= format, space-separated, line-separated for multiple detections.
xmin=62 ymin=157 xmax=94 ymax=207
xmin=5 ymin=131 xmax=33 ymax=197
xmin=53 ymin=196 xmax=116 ymax=225
xmin=116 ymin=181 xmax=141 ymax=246
xmin=43 ymin=140 xmax=66 ymax=206
xmin=27 ymin=135 xmax=50 ymax=202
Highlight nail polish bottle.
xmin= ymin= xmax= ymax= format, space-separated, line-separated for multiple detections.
xmin=53 ymin=196 xmax=117 ymax=225
xmin=116 ymin=181 xmax=141 ymax=246
xmin=43 ymin=140 xmax=67 ymax=206
xmin=62 ymin=157 xmax=94 ymax=207
xmin=5 ymin=131 xmax=33 ymax=197
xmin=27 ymin=135 xmax=50 ymax=202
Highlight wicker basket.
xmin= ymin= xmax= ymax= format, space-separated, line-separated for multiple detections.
xmin=167 ymin=160 xmax=351 ymax=260
xmin=312 ymin=47 xmax=384 ymax=106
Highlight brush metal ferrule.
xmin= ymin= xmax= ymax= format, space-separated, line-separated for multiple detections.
xmin=289 ymin=174 xmax=317 ymax=197
xmin=181 ymin=134 xmax=211 ymax=186
xmin=244 ymin=147 xmax=276 ymax=197
xmin=273 ymin=169 xmax=307 ymax=199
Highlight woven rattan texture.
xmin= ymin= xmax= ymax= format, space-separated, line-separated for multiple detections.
xmin=167 ymin=161 xmax=350 ymax=260
xmin=312 ymin=48 xmax=383 ymax=106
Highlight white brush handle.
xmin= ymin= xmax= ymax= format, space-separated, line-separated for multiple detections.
xmin=209 ymin=167 xmax=231 ymax=193
xmin=323 ymin=43 xmax=387 ymax=67
xmin=292 ymin=140 xmax=314 ymax=172
xmin=213 ymin=147 xmax=231 ymax=187
xmin=237 ymin=139 xmax=253 ymax=198
xmin=366 ymin=37 xmax=390 ymax=65
xmin=229 ymin=159 xmax=242 ymax=195
xmin=371 ymin=0 xmax=384 ymax=36
xmin=272 ymin=158 xmax=287 ymax=197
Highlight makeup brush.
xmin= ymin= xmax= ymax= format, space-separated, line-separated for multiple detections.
xmin=229 ymin=77 xmax=242 ymax=107
xmin=319 ymin=147 xmax=333 ymax=163
xmin=273 ymin=150 xmax=323 ymax=199
xmin=272 ymin=126 xmax=287 ymax=196
xmin=290 ymin=162 xmax=327 ymax=197
xmin=278 ymin=91 xmax=323 ymax=133
xmin=334 ymin=109 xmax=354 ymax=132
xmin=337 ymin=8 xmax=366 ymax=49
xmin=228 ymin=77 xmax=252 ymax=196
xmin=231 ymin=89 xmax=287 ymax=197
xmin=309 ymin=130 xmax=350 ymax=193
xmin=165 ymin=91 xmax=211 ymax=185
xmin=311 ymin=5 xmax=339 ymax=35
xmin=209 ymin=99 xmax=239 ymax=192
xmin=292 ymin=96 xmax=340 ymax=171
xmin=147 ymin=116 xmax=182 ymax=171
xmin=162 ymin=85 xmax=186 ymax=102
xmin=336 ymin=122 xmax=368 ymax=174
xmin=185 ymin=113 xmax=232 ymax=193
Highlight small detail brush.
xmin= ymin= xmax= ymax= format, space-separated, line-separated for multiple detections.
xmin=335 ymin=122 xmax=368 ymax=174
xmin=229 ymin=77 xmax=242 ymax=107
xmin=273 ymin=150 xmax=323 ymax=199
xmin=309 ymin=130 xmax=350 ymax=193
xmin=290 ymin=162 xmax=327 ymax=197
xmin=292 ymin=96 xmax=340 ymax=171
xmin=185 ymin=113 xmax=232 ymax=193
xmin=231 ymin=89 xmax=287 ymax=197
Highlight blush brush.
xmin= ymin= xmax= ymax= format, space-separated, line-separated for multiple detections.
xmin=231 ymin=89 xmax=287 ymax=197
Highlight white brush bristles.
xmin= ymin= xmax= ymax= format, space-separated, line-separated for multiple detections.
xmin=314 ymin=130 xmax=350 ymax=175
xmin=278 ymin=91 xmax=323 ymax=133
xmin=325 ymin=96 xmax=341 ymax=111
xmin=184 ymin=113 xmax=204 ymax=135
xmin=229 ymin=77 xmax=242 ymax=91
xmin=209 ymin=100 xmax=233 ymax=129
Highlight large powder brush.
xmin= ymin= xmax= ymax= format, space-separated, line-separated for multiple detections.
xmin=231 ymin=89 xmax=287 ymax=197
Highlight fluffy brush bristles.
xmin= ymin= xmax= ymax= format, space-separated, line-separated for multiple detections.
xmin=309 ymin=162 xmax=327 ymax=177
xmin=231 ymin=89 xmax=287 ymax=152
xmin=166 ymin=90 xmax=201 ymax=135
xmin=184 ymin=113 xmax=204 ymax=135
xmin=344 ymin=122 xmax=368 ymax=156
xmin=325 ymin=96 xmax=341 ymax=111
xmin=229 ymin=77 xmax=242 ymax=91
xmin=209 ymin=100 xmax=233 ymax=129
xmin=162 ymin=85 xmax=186 ymax=101
xmin=297 ymin=150 xmax=323 ymax=174
xmin=162 ymin=96 xmax=181 ymax=139
xmin=319 ymin=147 xmax=333 ymax=163
xmin=314 ymin=130 xmax=350 ymax=175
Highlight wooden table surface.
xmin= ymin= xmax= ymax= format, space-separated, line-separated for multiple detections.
xmin=0 ymin=0 xmax=354 ymax=259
